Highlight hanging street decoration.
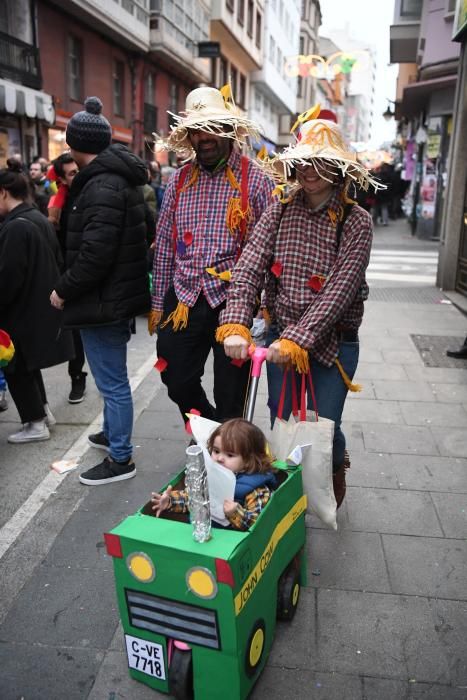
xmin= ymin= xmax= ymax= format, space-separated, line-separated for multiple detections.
xmin=284 ymin=50 xmax=370 ymax=81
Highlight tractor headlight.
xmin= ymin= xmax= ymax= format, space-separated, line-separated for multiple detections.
xmin=126 ymin=552 xmax=156 ymax=583
xmin=186 ymin=567 xmax=218 ymax=599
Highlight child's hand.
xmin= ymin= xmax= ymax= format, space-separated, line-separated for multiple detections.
xmin=151 ymin=485 xmax=173 ymax=517
xmin=223 ymin=499 xmax=238 ymax=517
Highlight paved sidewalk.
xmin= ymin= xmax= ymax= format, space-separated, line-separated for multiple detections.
xmin=1 ymin=220 xmax=466 ymax=700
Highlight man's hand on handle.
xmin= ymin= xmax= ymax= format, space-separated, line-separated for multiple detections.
xmin=223 ymin=334 xmax=250 ymax=360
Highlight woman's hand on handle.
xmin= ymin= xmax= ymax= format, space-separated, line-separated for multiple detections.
xmin=266 ymin=340 xmax=290 ymax=365
xmin=223 ymin=334 xmax=250 ymax=360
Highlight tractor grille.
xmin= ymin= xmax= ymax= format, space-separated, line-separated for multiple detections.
xmin=125 ymin=589 xmax=221 ymax=650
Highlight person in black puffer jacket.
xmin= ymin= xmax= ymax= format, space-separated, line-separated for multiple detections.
xmin=51 ymin=97 xmax=150 ymax=486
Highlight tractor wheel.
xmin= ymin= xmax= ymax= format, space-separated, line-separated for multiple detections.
xmin=169 ymin=647 xmax=193 ymax=700
xmin=245 ymin=619 xmax=266 ymax=678
xmin=277 ymin=566 xmax=300 ymax=621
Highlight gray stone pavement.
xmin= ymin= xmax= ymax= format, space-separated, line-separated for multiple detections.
xmin=0 ymin=219 xmax=467 ymax=700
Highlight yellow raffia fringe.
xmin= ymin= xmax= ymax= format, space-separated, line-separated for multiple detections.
xmin=148 ymin=310 xmax=163 ymax=335
xmin=278 ymin=340 xmax=309 ymax=374
xmin=206 ymin=267 xmax=232 ymax=282
xmin=216 ymin=324 xmax=252 ymax=344
xmin=225 ymin=165 xmax=252 ymax=235
xmin=257 ymin=145 xmax=268 ymax=161
xmin=335 ymin=358 xmax=362 ymax=392
xmin=160 ymin=301 xmax=189 ymax=331
xmin=181 ymin=165 xmax=199 ymax=192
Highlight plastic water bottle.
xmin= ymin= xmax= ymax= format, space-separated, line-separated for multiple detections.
xmin=185 ymin=445 xmax=211 ymax=543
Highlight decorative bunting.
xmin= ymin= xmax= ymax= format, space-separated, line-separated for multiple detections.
xmin=271 ymin=261 xmax=283 ymax=278
xmin=154 ymin=357 xmax=168 ymax=372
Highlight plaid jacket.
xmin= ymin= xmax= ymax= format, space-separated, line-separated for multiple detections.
xmin=219 ymin=189 xmax=373 ymax=367
xmin=168 ymin=486 xmax=272 ymax=531
xmin=151 ymin=149 xmax=274 ymax=311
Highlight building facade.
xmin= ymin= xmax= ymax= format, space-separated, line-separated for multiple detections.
xmin=0 ymin=0 xmax=54 ymax=167
xmin=249 ymin=0 xmax=301 ymax=150
xmin=437 ymin=0 xmax=467 ymax=299
xmin=391 ymin=0 xmax=460 ymax=241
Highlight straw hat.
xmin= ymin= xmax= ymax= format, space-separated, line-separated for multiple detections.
xmin=266 ymin=105 xmax=382 ymax=197
xmin=164 ymin=86 xmax=261 ymax=158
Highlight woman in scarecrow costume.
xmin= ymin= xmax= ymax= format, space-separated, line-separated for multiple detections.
xmin=217 ymin=105 xmax=384 ymax=507
xmin=148 ymin=86 xmax=274 ymax=426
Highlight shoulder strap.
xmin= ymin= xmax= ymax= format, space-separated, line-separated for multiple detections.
xmin=172 ymin=165 xmax=191 ymax=255
xmin=335 ymin=203 xmax=354 ymax=248
xmin=239 ymin=155 xmax=249 ymax=241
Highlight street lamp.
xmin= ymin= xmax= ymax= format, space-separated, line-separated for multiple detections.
xmin=383 ymin=99 xmax=396 ymax=121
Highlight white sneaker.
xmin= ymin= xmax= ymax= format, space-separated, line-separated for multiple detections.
xmin=8 ymin=421 xmax=50 ymax=443
xmin=44 ymin=403 xmax=57 ymax=427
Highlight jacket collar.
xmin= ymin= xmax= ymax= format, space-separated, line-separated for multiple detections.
xmin=2 ymin=202 xmax=35 ymax=226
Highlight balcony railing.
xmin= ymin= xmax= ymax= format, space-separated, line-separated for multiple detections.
xmin=0 ymin=31 xmax=41 ymax=89
xmin=144 ymin=102 xmax=158 ymax=133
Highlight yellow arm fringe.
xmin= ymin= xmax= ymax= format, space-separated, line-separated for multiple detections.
xmin=216 ymin=324 xmax=252 ymax=344
xmin=278 ymin=339 xmax=309 ymax=374
xmin=206 ymin=267 xmax=232 ymax=282
xmin=160 ymin=301 xmax=189 ymax=331
xmin=262 ymin=308 xmax=271 ymax=324
xmin=148 ymin=310 xmax=163 ymax=335
xmin=225 ymin=165 xmax=252 ymax=235
xmin=335 ymin=358 xmax=362 ymax=392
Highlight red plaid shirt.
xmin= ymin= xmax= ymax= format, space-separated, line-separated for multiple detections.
xmin=151 ymin=149 xmax=274 ymax=311
xmin=220 ymin=189 xmax=373 ymax=367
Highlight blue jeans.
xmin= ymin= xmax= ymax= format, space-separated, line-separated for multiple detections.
xmin=80 ymin=321 xmax=133 ymax=462
xmin=266 ymin=328 xmax=359 ymax=471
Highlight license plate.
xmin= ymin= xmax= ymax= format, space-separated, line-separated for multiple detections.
xmin=125 ymin=634 xmax=166 ymax=680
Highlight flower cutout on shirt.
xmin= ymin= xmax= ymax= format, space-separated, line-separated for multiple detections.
xmin=176 ymin=241 xmax=186 ymax=256
xmin=183 ymin=231 xmax=193 ymax=246
xmin=307 ymin=274 xmax=327 ymax=292
xmin=271 ymin=261 xmax=283 ymax=278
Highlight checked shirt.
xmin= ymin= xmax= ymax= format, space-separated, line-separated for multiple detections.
xmin=219 ymin=189 xmax=373 ymax=367
xmin=168 ymin=487 xmax=272 ymax=531
xmin=151 ymin=149 xmax=274 ymax=311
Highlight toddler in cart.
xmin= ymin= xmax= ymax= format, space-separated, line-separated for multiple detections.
xmin=151 ymin=418 xmax=276 ymax=530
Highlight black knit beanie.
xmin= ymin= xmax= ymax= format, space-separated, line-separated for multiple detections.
xmin=66 ymin=97 xmax=112 ymax=154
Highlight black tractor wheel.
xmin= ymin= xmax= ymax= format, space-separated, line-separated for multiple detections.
xmin=277 ymin=566 xmax=300 ymax=621
xmin=169 ymin=647 xmax=193 ymax=700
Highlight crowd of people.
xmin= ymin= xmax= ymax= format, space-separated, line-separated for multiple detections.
xmin=0 ymin=88 xmax=387 ymax=509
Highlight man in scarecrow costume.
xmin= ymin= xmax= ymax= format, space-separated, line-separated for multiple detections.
xmin=217 ymin=105 xmax=384 ymax=507
xmin=148 ymin=86 xmax=273 ymax=427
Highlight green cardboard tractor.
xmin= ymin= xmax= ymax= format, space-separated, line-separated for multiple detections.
xmin=104 ymin=349 xmax=307 ymax=699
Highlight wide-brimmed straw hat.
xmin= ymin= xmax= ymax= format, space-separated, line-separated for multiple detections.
xmin=266 ymin=105 xmax=382 ymax=197
xmin=163 ymin=86 xmax=261 ymax=158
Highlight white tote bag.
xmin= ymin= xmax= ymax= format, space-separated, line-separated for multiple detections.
xmin=268 ymin=370 xmax=337 ymax=530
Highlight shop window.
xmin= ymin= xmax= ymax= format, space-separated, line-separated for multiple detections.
xmin=113 ymin=60 xmax=125 ymax=116
xmin=68 ymin=35 xmax=83 ymax=102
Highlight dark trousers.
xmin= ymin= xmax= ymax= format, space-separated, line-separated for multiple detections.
xmin=156 ymin=288 xmax=251 ymax=423
xmin=4 ymin=347 xmax=47 ymax=423
xmin=68 ymin=329 xmax=85 ymax=377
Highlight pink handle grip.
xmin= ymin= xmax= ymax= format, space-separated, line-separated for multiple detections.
xmin=249 ymin=346 xmax=268 ymax=378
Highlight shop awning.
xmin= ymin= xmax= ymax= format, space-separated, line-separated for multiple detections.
xmin=401 ymin=75 xmax=457 ymax=117
xmin=0 ymin=78 xmax=55 ymax=124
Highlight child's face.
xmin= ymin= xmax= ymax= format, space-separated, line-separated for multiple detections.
xmin=210 ymin=436 xmax=244 ymax=473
